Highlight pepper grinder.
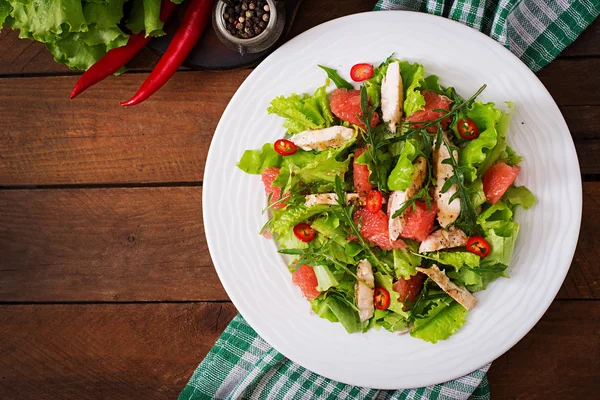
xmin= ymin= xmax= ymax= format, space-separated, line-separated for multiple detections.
xmin=213 ymin=0 xmax=286 ymax=55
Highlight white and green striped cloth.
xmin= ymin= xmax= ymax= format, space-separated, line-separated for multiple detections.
xmin=179 ymin=315 xmax=491 ymax=399
xmin=179 ymin=2 xmax=599 ymax=398
xmin=374 ymin=0 xmax=600 ymax=71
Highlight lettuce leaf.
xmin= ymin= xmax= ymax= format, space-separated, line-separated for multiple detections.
xmin=477 ymin=102 xmax=515 ymax=176
xmin=478 ymin=201 xmax=520 ymax=269
xmin=0 ymin=1 xmax=11 ymax=26
xmin=126 ymin=0 xmax=166 ymax=37
xmin=393 ymin=246 xmax=421 ymax=279
xmin=500 ymin=145 xmax=522 ymax=165
xmin=363 ymin=57 xmax=426 ymax=115
xmin=399 ymin=61 xmax=426 ymax=116
xmin=237 ymin=143 xmax=282 ymax=174
xmin=268 ymin=81 xmax=335 ymax=135
xmin=410 ymin=300 xmax=467 ymax=343
xmin=5 ymin=0 xmax=87 ymax=42
xmin=80 ymin=0 xmax=128 ymax=50
xmin=374 ymin=272 xmax=409 ymax=317
xmin=313 ymin=265 xmax=339 ymax=291
xmin=457 ymin=102 xmax=503 ymax=181
xmin=423 ymin=252 xmax=480 ymax=270
xmin=503 ymin=186 xmax=536 ymax=209
xmin=311 ymin=295 xmax=360 ymax=334
xmin=274 ymin=135 xmax=355 ymax=192
xmin=271 ymin=204 xmax=332 ymax=238
xmin=387 ymin=139 xmax=419 ymax=191
xmin=370 ymin=309 xmax=409 ymax=332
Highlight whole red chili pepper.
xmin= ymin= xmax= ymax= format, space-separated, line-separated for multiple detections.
xmin=70 ymin=0 xmax=178 ymax=100
xmin=121 ymin=0 xmax=213 ymax=106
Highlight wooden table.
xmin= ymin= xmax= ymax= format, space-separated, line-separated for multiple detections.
xmin=0 ymin=1 xmax=598 ymax=398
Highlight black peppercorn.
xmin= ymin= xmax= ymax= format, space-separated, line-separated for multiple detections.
xmin=224 ymin=0 xmax=270 ymax=39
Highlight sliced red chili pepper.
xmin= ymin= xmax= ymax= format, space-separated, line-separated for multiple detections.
xmin=467 ymin=236 xmax=491 ymax=258
xmin=457 ymin=118 xmax=480 ymax=140
xmin=274 ymin=139 xmax=297 ymax=156
xmin=365 ymin=190 xmax=383 ymax=214
xmin=293 ymin=223 xmax=316 ymax=243
xmin=121 ymin=0 xmax=213 ymax=106
xmin=373 ymin=287 xmax=390 ymax=310
xmin=350 ymin=63 xmax=374 ymax=82
xmin=70 ymin=0 xmax=178 ymax=99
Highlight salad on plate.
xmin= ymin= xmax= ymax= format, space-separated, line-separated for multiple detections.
xmin=237 ymin=56 xmax=536 ymax=343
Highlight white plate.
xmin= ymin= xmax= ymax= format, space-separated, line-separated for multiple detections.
xmin=203 ymin=11 xmax=581 ymax=389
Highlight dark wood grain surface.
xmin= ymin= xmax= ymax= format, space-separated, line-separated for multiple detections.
xmin=0 ymin=0 xmax=598 ymax=398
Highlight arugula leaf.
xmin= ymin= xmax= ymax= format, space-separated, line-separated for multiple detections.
xmin=318 ymin=65 xmax=353 ymax=90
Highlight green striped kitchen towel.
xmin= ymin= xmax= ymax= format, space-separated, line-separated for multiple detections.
xmin=374 ymin=0 xmax=599 ymax=71
xmin=179 ymin=314 xmax=491 ymax=399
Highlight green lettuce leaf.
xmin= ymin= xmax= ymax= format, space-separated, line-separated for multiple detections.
xmin=477 ymin=102 xmax=515 ymax=176
xmin=311 ymin=296 xmax=360 ymax=334
xmin=4 ymin=0 xmax=131 ymax=71
xmin=374 ymin=272 xmax=409 ymax=317
xmin=45 ymin=34 xmax=107 ymax=71
xmin=271 ymin=204 xmax=332 ymax=238
xmin=478 ymin=201 xmax=520 ymax=268
xmin=313 ymin=265 xmax=339 ymax=291
xmin=399 ymin=61 xmax=426 ymax=116
xmin=363 ymin=57 xmax=426 ymax=114
xmin=457 ymin=101 xmax=503 ymax=181
xmin=79 ymin=0 xmax=127 ymax=50
xmin=268 ymin=81 xmax=335 ymax=135
xmin=468 ymin=178 xmax=486 ymax=208
xmin=387 ymin=139 xmax=419 ymax=191
xmin=393 ymin=246 xmax=421 ymax=279
xmin=311 ymin=215 xmax=361 ymax=261
xmin=0 ymin=0 xmax=11 ymax=26
xmin=410 ymin=300 xmax=467 ymax=343
xmin=503 ymin=186 xmax=536 ymax=209
xmin=500 ymin=145 xmax=522 ymax=165
xmin=370 ymin=309 xmax=409 ymax=332
xmin=126 ymin=0 xmax=166 ymax=37
xmin=5 ymin=0 xmax=87 ymax=42
xmin=275 ymin=136 xmax=355 ymax=192
xmin=237 ymin=143 xmax=283 ymax=174
xmin=423 ymin=252 xmax=480 ymax=270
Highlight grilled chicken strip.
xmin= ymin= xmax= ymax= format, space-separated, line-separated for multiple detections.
xmin=290 ymin=126 xmax=354 ymax=151
xmin=418 ymin=226 xmax=468 ymax=253
xmin=416 ymin=265 xmax=477 ymax=310
xmin=381 ymin=61 xmax=403 ymax=132
xmin=355 ymin=259 xmax=375 ymax=322
xmin=388 ymin=156 xmax=428 ymax=241
xmin=434 ymin=133 xmax=461 ymax=227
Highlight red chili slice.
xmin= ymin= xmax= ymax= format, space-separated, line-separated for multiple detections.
xmin=457 ymin=118 xmax=480 ymax=140
xmin=365 ymin=190 xmax=383 ymax=214
xmin=293 ymin=223 xmax=316 ymax=242
xmin=467 ymin=236 xmax=491 ymax=258
xmin=274 ymin=139 xmax=297 ymax=156
xmin=350 ymin=63 xmax=374 ymax=82
xmin=373 ymin=287 xmax=390 ymax=310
